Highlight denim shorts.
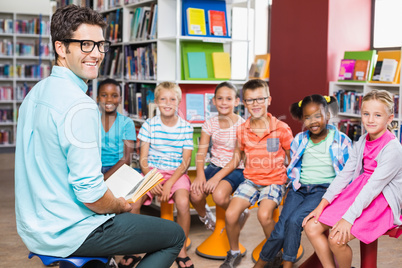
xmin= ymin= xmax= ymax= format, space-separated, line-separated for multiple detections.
xmin=101 ymin=166 xmax=112 ymax=174
xmin=234 ymin=179 xmax=285 ymax=206
xmin=204 ymin=163 xmax=245 ymax=193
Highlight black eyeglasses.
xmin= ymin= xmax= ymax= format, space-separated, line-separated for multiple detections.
xmin=244 ymin=97 xmax=269 ymax=105
xmin=62 ymin=39 xmax=111 ymax=53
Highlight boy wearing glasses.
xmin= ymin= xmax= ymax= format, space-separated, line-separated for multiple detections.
xmin=213 ymin=79 xmax=293 ymax=268
xmin=15 ymin=5 xmax=185 ymax=268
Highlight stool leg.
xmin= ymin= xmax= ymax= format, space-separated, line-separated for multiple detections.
xmin=196 ymin=205 xmax=246 ymax=259
xmin=360 ymin=239 xmax=378 ymax=268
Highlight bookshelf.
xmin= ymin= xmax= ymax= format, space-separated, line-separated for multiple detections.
xmin=0 ymin=12 xmax=51 ymax=147
xmin=329 ymin=49 xmax=402 ymax=142
xmin=91 ymin=0 xmax=253 ymax=123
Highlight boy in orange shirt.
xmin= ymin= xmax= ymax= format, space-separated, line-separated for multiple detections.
xmin=213 ymin=79 xmax=293 ymax=268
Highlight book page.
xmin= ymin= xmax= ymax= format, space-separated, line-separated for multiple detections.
xmin=105 ymin=164 xmax=144 ymax=199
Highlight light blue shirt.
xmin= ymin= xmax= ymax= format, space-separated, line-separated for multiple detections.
xmin=101 ymin=112 xmax=136 ymax=167
xmin=15 ymin=66 xmax=113 ymax=257
xmin=138 ymin=115 xmax=193 ymax=170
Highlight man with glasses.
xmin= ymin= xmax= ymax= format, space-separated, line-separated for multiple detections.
xmin=15 ymin=5 xmax=185 ymax=268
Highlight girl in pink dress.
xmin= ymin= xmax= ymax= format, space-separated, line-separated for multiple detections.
xmin=302 ymin=89 xmax=402 ymax=268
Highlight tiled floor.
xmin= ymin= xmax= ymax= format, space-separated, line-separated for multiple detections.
xmin=1 ymin=152 xmax=402 ymax=267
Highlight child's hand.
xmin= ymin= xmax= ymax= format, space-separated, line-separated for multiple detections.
xmin=150 ymin=183 xmax=163 ymax=196
xmin=302 ymin=207 xmax=323 ymax=227
xmin=159 ymin=180 xmax=173 ymax=203
xmin=204 ymin=176 xmax=220 ymax=194
xmin=191 ymin=175 xmax=206 ymax=196
xmin=330 ymin=218 xmax=352 ymax=245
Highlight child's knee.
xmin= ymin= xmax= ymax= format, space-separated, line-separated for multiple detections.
xmin=304 ymin=221 xmax=320 ymax=238
xmin=257 ymin=209 xmax=274 ymax=225
xmin=175 ymin=196 xmax=190 ymax=211
xmin=225 ymin=208 xmax=240 ymax=224
xmin=212 ymin=191 xmax=229 ymax=206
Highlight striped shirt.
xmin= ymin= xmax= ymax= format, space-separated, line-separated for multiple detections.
xmin=287 ymin=124 xmax=352 ymax=191
xmin=202 ymin=115 xmax=245 ymax=168
xmin=138 ymin=115 xmax=193 ymax=170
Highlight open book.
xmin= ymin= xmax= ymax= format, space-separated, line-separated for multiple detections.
xmin=105 ymin=164 xmax=163 ymax=203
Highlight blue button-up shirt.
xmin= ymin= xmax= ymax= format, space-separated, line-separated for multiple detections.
xmin=287 ymin=125 xmax=352 ymax=191
xmin=15 ymin=66 xmax=113 ymax=257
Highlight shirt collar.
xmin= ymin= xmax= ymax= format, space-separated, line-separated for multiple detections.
xmin=245 ymin=113 xmax=276 ymax=134
xmin=51 ymin=66 xmax=88 ymax=94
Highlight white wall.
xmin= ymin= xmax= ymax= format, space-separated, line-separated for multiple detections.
xmin=0 ymin=0 xmax=51 ymax=15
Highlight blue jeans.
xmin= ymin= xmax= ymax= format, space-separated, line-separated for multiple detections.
xmin=72 ymin=213 xmax=185 ymax=268
xmin=259 ymin=183 xmax=329 ymax=262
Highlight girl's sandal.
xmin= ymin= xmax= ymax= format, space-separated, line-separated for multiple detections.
xmin=175 ymin=256 xmax=194 ymax=268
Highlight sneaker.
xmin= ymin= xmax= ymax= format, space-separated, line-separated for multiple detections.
xmin=219 ymin=251 xmax=242 ymax=268
xmin=264 ymin=251 xmax=283 ymax=268
xmin=199 ymin=204 xmax=216 ymax=231
xmin=238 ymin=208 xmax=250 ymax=230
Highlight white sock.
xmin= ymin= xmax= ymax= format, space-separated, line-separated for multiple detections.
xmin=230 ymin=250 xmax=241 ymax=255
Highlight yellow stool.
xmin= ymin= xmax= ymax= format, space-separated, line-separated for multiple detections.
xmin=160 ymin=202 xmax=191 ymax=250
xmin=195 ymin=205 xmax=246 ymax=259
xmin=251 ymin=207 xmax=304 ymax=263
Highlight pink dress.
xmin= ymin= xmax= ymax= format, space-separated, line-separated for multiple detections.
xmin=319 ymin=131 xmax=398 ymax=244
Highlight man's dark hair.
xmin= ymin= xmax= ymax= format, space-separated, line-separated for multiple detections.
xmin=98 ymin=78 xmax=122 ymax=96
xmin=51 ymin=5 xmax=107 ymax=62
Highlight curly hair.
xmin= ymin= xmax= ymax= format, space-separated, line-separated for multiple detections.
xmin=51 ymin=5 xmax=107 ymax=62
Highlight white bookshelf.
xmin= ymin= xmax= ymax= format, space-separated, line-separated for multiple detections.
xmin=0 ymin=12 xmax=52 ymax=147
xmin=329 ymin=51 xmax=402 ymax=142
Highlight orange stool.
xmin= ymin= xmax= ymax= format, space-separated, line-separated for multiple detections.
xmin=299 ymin=226 xmax=402 ymax=268
xmin=160 ymin=201 xmax=191 ymax=250
xmin=195 ymin=205 xmax=246 ymax=259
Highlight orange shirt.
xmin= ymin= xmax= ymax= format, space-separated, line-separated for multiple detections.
xmin=237 ymin=113 xmax=293 ymax=186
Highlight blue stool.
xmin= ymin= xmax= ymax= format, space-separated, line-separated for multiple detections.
xmin=28 ymin=252 xmax=109 ymax=268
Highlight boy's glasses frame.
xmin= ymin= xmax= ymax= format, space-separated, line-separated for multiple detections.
xmin=62 ymin=39 xmax=111 ymax=53
xmin=244 ymin=97 xmax=269 ymax=105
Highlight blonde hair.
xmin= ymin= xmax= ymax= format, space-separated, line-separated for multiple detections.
xmin=154 ymin=82 xmax=182 ymax=102
xmin=362 ymin=89 xmax=394 ymax=131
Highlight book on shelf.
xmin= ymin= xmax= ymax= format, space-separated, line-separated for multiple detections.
xmin=135 ymin=92 xmax=142 ymax=118
xmin=370 ymin=50 xmax=401 ymax=84
xmin=371 ymin=61 xmax=383 ymax=81
xmin=148 ymin=102 xmax=159 ymax=119
xmin=335 ymin=90 xmax=363 ymax=114
xmin=186 ymin=7 xmax=207 ymax=36
xmin=205 ymin=93 xmax=218 ymax=120
xmin=379 ymin=58 xmax=398 ymax=82
xmin=187 ymin=52 xmax=208 ymax=79
xmin=208 ymin=10 xmax=227 ymax=36
xmin=125 ymin=43 xmax=157 ymax=80
xmin=211 ymin=52 xmax=231 ymax=79
xmin=249 ymin=54 xmax=270 ymax=79
xmin=352 ymin=60 xmax=370 ymax=81
xmin=186 ymin=94 xmax=205 ymax=121
xmin=338 ymin=59 xmax=355 ymax=80
xmin=338 ymin=119 xmax=362 ymax=142
xmin=105 ymin=164 xmax=163 ymax=203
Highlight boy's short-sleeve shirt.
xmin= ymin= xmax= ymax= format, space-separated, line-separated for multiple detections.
xmin=237 ymin=113 xmax=293 ymax=186
xmin=138 ymin=115 xmax=193 ymax=170
xmin=101 ymin=112 xmax=136 ymax=167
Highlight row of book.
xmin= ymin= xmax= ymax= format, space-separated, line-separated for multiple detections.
xmin=183 ymin=0 xmax=228 ymax=37
xmin=15 ymin=19 xmax=50 ymax=35
xmin=0 ymin=86 xmax=13 ymax=101
xmin=0 ymin=129 xmax=12 ymax=145
xmin=15 ymin=42 xmax=52 ymax=57
xmin=0 ymin=39 xmax=13 ymax=56
xmin=181 ymin=41 xmax=230 ymax=80
xmin=338 ymin=120 xmax=362 ymax=142
xmin=0 ymin=19 xmax=14 ymax=34
xmin=125 ymin=43 xmax=156 ymax=81
xmin=129 ymin=4 xmax=158 ymax=41
xmin=337 ymin=50 xmax=401 ymax=83
xmin=104 ymin=9 xmax=123 ymax=43
xmin=335 ymin=89 xmax=400 ymax=118
xmin=124 ymin=83 xmax=155 ymax=119
xmin=15 ymin=83 xmax=32 ymax=101
xmin=55 ymin=0 xmax=94 ymax=8
xmin=10 ymin=63 xmax=51 ymax=79
xmin=0 ymin=108 xmax=13 ymax=122
xmin=100 ymin=46 xmax=123 ymax=78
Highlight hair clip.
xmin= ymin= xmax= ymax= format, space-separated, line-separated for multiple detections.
xmin=298 ymin=100 xmax=302 ymax=107
xmin=324 ymin=96 xmax=331 ymax=103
